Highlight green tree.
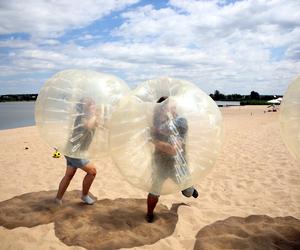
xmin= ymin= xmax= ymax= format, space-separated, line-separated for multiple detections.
xmin=250 ymin=91 xmax=260 ymax=100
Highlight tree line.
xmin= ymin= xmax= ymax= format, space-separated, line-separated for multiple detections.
xmin=210 ymin=90 xmax=282 ymax=105
xmin=0 ymin=94 xmax=38 ymax=102
xmin=0 ymin=91 xmax=281 ymax=105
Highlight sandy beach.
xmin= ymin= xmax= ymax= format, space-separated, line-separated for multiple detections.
xmin=0 ymin=105 xmax=299 ymax=250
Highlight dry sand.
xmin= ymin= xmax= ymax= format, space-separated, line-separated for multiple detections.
xmin=0 ymin=105 xmax=299 ymax=250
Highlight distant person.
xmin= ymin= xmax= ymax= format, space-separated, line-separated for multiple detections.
xmin=55 ymin=97 xmax=98 ymax=205
xmin=146 ymin=96 xmax=198 ymax=223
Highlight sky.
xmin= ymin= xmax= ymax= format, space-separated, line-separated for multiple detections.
xmin=0 ymin=0 xmax=299 ymax=95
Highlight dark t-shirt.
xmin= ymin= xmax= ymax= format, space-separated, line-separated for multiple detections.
xmin=152 ymin=112 xmax=188 ymax=168
xmin=66 ymin=113 xmax=95 ymax=154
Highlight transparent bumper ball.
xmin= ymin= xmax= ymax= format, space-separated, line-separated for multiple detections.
xmin=35 ymin=69 xmax=129 ymax=159
xmin=280 ymin=75 xmax=300 ymax=161
xmin=109 ymin=77 xmax=223 ymax=195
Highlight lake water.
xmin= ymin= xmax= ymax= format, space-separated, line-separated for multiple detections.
xmin=216 ymin=101 xmax=240 ymax=107
xmin=0 ymin=102 xmax=35 ymax=130
xmin=0 ymin=100 xmax=240 ymax=130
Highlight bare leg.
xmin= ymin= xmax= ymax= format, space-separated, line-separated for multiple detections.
xmin=81 ymin=163 xmax=97 ymax=197
xmin=56 ymin=166 xmax=77 ymax=201
xmin=147 ymin=193 xmax=159 ymax=223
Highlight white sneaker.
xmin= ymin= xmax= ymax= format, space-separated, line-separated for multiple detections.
xmin=55 ymin=198 xmax=63 ymax=206
xmin=81 ymin=195 xmax=95 ymax=205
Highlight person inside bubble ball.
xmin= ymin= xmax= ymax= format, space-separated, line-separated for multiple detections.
xmin=55 ymin=97 xmax=98 ymax=205
xmin=146 ymin=96 xmax=198 ymax=223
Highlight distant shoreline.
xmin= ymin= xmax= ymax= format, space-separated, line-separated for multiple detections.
xmin=0 ymin=94 xmax=37 ymax=102
xmin=0 ymin=101 xmax=36 ymax=103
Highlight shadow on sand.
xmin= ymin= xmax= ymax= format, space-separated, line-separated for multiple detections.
xmin=0 ymin=190 xmax=186 ymax=250
xmin=194 ymin=214 xmax=300 ymax=250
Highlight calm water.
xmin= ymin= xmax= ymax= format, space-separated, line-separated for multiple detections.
xmin=0 ymin=100 xmax=240 ymax=131
xmin=0 ymin=102 xmax=35 ymax=130
xmin=216 ymin=101 xmax=240 ymax=106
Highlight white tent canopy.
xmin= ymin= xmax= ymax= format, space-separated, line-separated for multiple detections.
xmin=267 ymin=99 xmax=281 ymax=104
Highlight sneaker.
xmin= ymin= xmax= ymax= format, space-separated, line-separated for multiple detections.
xmin=192 ymin=189 xmax=199 ymax=198
xmin=181 ymin=187 xmax=194 ymax=197
xmin=81 ymin=195 xmax=95 ymax=205
xmin=55 ymin=198 xmax=63 ymax=206
xmin=146 ymin=213 xmax=154 ymax=223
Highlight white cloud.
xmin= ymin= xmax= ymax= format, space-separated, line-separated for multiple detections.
xmin=108 ymin=0 xmax=300 ymax=93
xmin=1 ymin=0 xmax=300 ymax=95
xmin=115 ymin=0 xmax=300 ymax=46
xmin=0 ymin=39 xmax=34 ymax=49
xmin=0 ymin=0 xmax=139 ymax=38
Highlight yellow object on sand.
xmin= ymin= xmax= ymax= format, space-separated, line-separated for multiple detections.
xmin=52 ymin=150 xmax=61 ymax=158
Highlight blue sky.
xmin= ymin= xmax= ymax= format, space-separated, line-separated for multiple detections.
xmin=0 ymin=0 xmax=299 ymax=95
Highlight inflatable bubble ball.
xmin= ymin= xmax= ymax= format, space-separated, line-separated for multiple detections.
xmin=280 ymin=75 xmax=300 ymax=161
xmin=109 ymin=77 xmax=223 ymax=195
xmin=35 ymin=69 xmax=129 ymax=159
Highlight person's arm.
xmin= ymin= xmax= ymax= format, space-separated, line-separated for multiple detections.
xmin=153 ymin=139 xmax=177 ymax=156
xmin=83 ymin=115 xmax=98 ymax=130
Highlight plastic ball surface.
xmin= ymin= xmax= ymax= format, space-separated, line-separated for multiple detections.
xmin=35 ymin=69 xmax=129 ymax=159
xmin=109 ymin=77 xmax=223 ymax=195
xmin=280 ymin=76 xmax=300 ymax=161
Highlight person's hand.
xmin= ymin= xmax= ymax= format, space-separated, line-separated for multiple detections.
xmin=84 ymin=115 xmax=97 ymax=129
xmin=165 ymin=143 xmax=177 ymax=155
xmin=154 ymin=140 xmax=177 ymax=156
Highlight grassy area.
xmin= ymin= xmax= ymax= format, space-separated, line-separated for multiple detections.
xmin=240 ymin=100 xmax=269 ymax=105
